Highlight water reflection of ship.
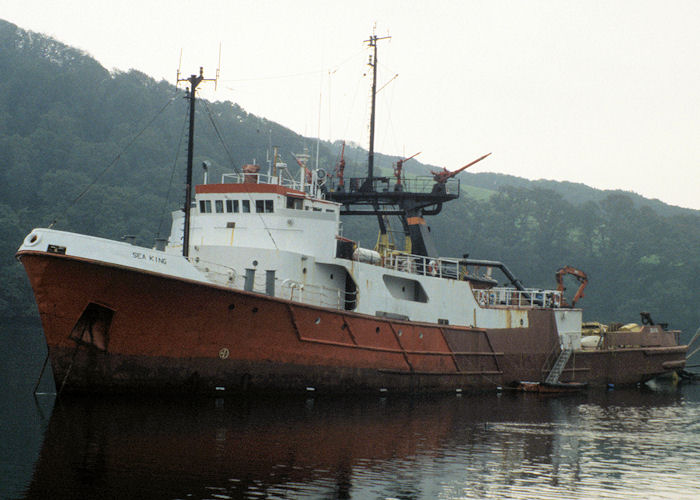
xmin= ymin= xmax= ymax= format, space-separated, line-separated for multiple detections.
xmin=24 ymin=388 xmax=686 ymax=499
xmin=23 ymin=395 xmax=539 ymax=498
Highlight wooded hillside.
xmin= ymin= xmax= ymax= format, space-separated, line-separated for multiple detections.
xmin=1 ymin=20 xmax=698 ymax=338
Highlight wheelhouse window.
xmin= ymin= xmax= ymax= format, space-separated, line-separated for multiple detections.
xmin=242 ymin=200 xmax=250 ymax=213
xmin=286 ymin=197 xmax=303 ymax=210
xmin=199 ymin=200 xmax=212 ymax=213
xmin=215 ymin=200 xmax=224 ymax=213
xmin=256 ymin=199 xmax=274 ymax=213
xmin=226 ymin=200 xmax=239 ymax=213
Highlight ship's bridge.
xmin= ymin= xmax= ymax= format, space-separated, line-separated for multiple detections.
xmin=173 ymin=169 xmax=341 ymax=259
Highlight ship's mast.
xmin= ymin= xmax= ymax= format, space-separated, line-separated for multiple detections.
xmin=177 ymin=66 xmax=216 ymax=258
xmin=182 ymin=70 xmax=203 ymax=258
xmin=326 ymin=34 xmax=464 ymax=258
xmin=365 ymin=33 xmax=391 ymax=187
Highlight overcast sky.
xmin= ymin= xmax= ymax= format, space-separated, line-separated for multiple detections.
xmin=3 ymin=0 xmax=699 ymax=210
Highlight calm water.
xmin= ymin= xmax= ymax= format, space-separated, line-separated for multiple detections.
xmin=2 ymin=326 xmax=700 ymax=500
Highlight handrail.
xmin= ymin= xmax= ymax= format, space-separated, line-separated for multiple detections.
xmin=219 ymin=171 xmax=329 ymax=199
xmin=382 ymin=251 xmax=461 ymax=279
xmin=473 ymin=287 xmax=562 ymax=309
xmin=328 ymin=175 xmax=460 ymax=196
xmin=221 ymin=172 xmax=304 ymax=191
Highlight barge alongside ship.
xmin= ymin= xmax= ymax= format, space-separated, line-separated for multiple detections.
xmin=16 ymin=37 xmax=687 ymax=395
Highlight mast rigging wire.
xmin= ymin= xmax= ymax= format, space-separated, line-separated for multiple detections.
xmin=202 ymin=99 xmax=239 ymax=173
xmin=48 ymin=92 xmax=179 ymax=229
xmin=201 ymin=100 xmax=279 ymax=251
xmin=156 ymin=103 xmax=190 ymax=239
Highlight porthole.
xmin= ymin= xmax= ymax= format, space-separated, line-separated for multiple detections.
xmin=315 ymin=317 xmax=321 ymax=325
xmin=375 ymin=327 xmax=380 ymax=334
xmin=228 ymin=304 xmax=235 ymax=311
xmin=252 ymin=307 xmax=259 ymax=313
xmin=397 ymin=330 xmax=403 ymax=336
xmin=419 ymin=333 xmax=424 ymax=339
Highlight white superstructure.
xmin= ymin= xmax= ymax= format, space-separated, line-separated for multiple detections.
xmin=160 ymin=167 xmax=579 ymax=335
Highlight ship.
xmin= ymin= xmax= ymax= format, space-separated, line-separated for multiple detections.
xmin=16 ymin=36 xmax=687 ymax=395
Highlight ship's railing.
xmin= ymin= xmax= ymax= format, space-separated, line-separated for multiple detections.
xmin=220 ymin=170 xmax=329 ymax=199
xmin=377 ymin=250 xmax=563 ymax=307
xmin=189 ymin=257 xmax=353 ymax=309
xmin=382 ymin=251 xmax=461 ymax=279
xmin=473 ymin=287 xmax=562 ymax=309
xmin=221 ymin=172 xmax=305 ymax=191
xmin=380 ymin=251 xmax=498 ymax=284
xmin=327 ymin=175 xmax=460 ymax=196
xmin=376 ymin=251 xmax=503 ymax=284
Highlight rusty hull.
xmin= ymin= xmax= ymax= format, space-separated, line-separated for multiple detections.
xmin=18 ymin=251 xmax=688 ymax=395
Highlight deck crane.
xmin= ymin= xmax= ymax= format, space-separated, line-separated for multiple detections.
xmin=555 ymin=266 xmax=588 ymax=307
xmin=430 ymin=152 xmax=492 ymax=184
xmin=393 ymin=151 xmax=421 ymax=190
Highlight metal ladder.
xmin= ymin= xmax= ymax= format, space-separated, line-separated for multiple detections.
xmin=545 ymin=348 xmax=572 ymax=384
